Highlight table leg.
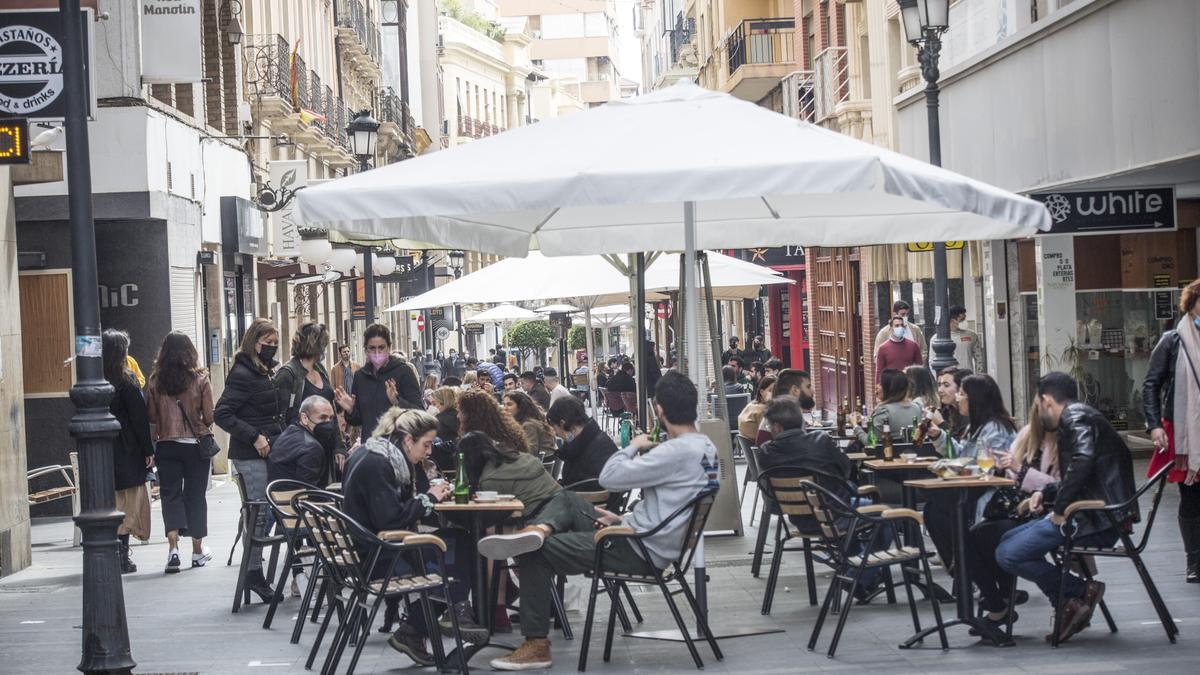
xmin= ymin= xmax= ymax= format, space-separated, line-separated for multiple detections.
xmin=446 ymin=514 xmax=515 ymax=670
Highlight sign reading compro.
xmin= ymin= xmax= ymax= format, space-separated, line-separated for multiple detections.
xmin=0 ymin=9 xmax=94 ymax=121
xmin=906 ymin=242 xmax=964 ymax=253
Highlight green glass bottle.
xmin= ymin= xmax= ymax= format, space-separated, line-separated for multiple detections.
xmin=945 ymin=434 xmax=957 ymax=460
xmin=865 ymin=418 xmax=877 ymax=448
xmin=454 ymin=451 xmax=470 ymax=504
xmin=651 ymin=419 xmax=664 ymax=443
xmin=911 ymin=414 xmax=920 ymax=442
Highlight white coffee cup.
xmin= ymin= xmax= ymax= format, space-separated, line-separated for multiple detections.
xmin=476 ymin=490 xmax=499 ymax=501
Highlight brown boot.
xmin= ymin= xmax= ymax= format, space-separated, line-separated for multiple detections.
xmin=490 ymin=637 xmax=552 ymax=671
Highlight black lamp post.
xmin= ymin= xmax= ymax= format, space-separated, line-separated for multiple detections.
xmin=59 ymin=0 xmax=135 ymax=672
xmin=447 ymin=250 xmax=466 ymax=353
xmin=348 ymin=111 xmax=380 ymax=322
xmin=899 ymin=0 xmax=957 ymax=372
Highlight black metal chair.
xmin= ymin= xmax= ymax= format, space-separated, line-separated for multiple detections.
xmin=296 ymin=500 xmax=469 ymax=675
xmin=579 ymin=488 xmax=722 ymax=671
xmin=735 ymin=435 xmax=759 ymax=516
xmin=260 ymin=480 xmax=320 ymax=630
xmin=756 ymin=465 xmax=887 ymax=612
xmin=231 ymin=471 xmax=286 ymax=613
xmin=1039 ymin=463 xmax=1177 ymax=647
xmin=801 ymin=479 xmax=947 ymax=658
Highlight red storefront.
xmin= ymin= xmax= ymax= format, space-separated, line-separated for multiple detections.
xmin=731 ymin=247 xmax=810 ymax=372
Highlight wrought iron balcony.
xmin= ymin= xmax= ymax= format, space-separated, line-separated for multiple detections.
xmin=336 ymin=0 xmax=382 ymax=72
xmin=669 ymin=12 xmax=696 ymax=66
xmin=243 ymin=34 xmax=292 ymax=102
xmin=725 ymin=18 xmax=795 ymax=76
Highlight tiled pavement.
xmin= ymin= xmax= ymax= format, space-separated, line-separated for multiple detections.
xmin=1 ymin=460 xmax=1197 ymax=674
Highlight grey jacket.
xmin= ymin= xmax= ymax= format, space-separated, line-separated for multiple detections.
xmin=599 ymin=432 xmax=716 ymax=568
xmin=855 ymin=401 xmax=922 ymax=445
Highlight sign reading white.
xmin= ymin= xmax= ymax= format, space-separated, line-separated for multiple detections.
xmin=269 ymin=160 xmax=308 ymax=258
xmin=140 ymin=0 xmax=203 ymax=83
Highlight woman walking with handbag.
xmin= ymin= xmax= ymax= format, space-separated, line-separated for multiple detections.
xmin=103 ymin=329 xmax=155 ymax=574
xmin=214 ymin=318 xmax=283 ymax=599
xmin=1143 ymin=279 xmax=1200 ymax=583
xmin=146 ymin=331 xmax=216 ymax=574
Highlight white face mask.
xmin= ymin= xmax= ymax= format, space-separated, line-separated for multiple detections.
xmin=892 ymin=326 xmax=905 ymax=340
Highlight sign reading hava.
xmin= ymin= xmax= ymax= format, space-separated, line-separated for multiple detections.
xmin=1031 ymin=187 xmax=1176 ymax=236
xmin=0 ymin=9 xmax=92 ymax=120
xmin=141 ymin=1 xmax=203 ymax=84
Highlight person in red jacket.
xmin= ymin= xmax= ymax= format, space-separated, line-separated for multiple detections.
xmin=875 ymin=315 xmax=923 ymax=382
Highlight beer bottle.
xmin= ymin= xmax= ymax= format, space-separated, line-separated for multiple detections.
xmin=913 ymin=408 xmax=933 ymax=447
xmin=911 ymin=414 xmax=920 ymax=442
xmin=651 ymin=419 xmax=664 ymax=443
xmin=454 ymin=451 xmax=470 ymax=504
xmin=837 ymin=398 xmax=848 ymax=435
xmin=882 ymin=422 xmax=894 ymax=461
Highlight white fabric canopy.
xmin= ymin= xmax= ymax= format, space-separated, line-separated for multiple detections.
xmin=384 ymin=251 xmax=789 ymax=312
xmin=466 ymin=304 xmax=538 ymax=323
xmin=297 ymin=82 xmax=1050 ymax=257
xmin=536 ymin=303 xmax=580 ymax=314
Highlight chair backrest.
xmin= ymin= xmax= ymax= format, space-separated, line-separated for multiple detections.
xmin=266 ymin=479 xmax=320 ymax=530
xmin=798 ymin=479 xmax=867 ymax=554
xmin=671 ymin=488 xmax=719 ymax=573
xmin=295 ymin=500 xmax=368 ymax=592
xmin=565 ymin=478 xmax=611 ymax=506
xmin=737 ymin=436 xmax=759 ymax=480
xmin=1125 ymin=462 xmax=1172 ymax=553
xmin=573 ymin=373 xmax=590 ymax=387
xmin=603 ymin=389 xmax=625 ymax=413
xmin=759 ymin=465 xmax=853 ymax=533
xmin=724 ymin=393 xmax=750 ymax=430
xmin=619 ymin=391 xmax=638 ymax=417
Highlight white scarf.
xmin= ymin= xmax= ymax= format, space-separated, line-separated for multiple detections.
xmin=1172 ymin=319 xmax=1200 ymax=476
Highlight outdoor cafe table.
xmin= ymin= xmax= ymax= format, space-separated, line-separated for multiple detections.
xmin=902 ymin=476 xmax=1016 ymax=648
xmin=434 ymin=498 xmax=524 ymax=646
xmin=863 ymin=459 xmax=938 ymax=543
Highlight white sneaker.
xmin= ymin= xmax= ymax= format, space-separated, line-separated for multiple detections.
xmin=165 ymin=550 xmax=181 ymax=574
xmin=478 ymin=529 xmax=546 ymax=560
xmin=191 ymin=546 xmax=212 ymax=568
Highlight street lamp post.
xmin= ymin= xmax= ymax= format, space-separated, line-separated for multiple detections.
xmin=899 ymin=0 xmax=957 ymax=372
xmin=447 ymin=250 xmax=466 ymax=354
xmin=348 ymin=110 xmax=380 ymax=322
xmin=59 ymin=0 xmax=135 ymax=672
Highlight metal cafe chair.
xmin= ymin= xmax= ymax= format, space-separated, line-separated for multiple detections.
xmin=801 ymin=479 xmax=947 ymax=658
xmin=579 ymin=489 xmax=722 ymax=671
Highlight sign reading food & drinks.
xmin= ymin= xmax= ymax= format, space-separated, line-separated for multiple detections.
xmin=0 ymin=9 xmax=93 ymax=121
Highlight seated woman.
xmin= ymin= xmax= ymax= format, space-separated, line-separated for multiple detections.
xmin=853 ymin=369 xmax=923 ymax=445
xmin=458 ymin=389 xmax=529 ymax=455
xmin=545 ymin=395 xmax=618 ymax=487
xmin=966 ymin=402 xmax=1059 ymax=629
xmin=427 ymin=386 xmax=461 ymax=470
xmin=340 ymin=408 xmax=488 ymax=664
xmin=923 ymin=373 xmax=1018 ymax=576
xmin=737 ymin=374 xmax=776 ymax=441
xmin=503 ymin=390 xmax=558 ymax=457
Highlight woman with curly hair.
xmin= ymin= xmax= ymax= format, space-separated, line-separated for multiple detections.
xmin=503 ymin=390 xmax=558 ymax=456
xmin=458 ymin=389 xmax=529 ymax=454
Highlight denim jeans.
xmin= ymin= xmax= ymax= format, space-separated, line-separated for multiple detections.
xmin=995 ymin=515 xmax=1117 ymax=607
xmin=233 ymin=458 xmax=270 ymax=572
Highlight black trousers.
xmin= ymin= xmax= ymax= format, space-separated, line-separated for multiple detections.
xmin=156 ymin=440 xmax=210 ymax=539
xmin=967 ymin=518 xmax=1022 ymax=612
xmin=1180 ymin=481 xmax=1200 ymax=519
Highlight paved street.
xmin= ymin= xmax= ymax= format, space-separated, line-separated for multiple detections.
xmin=1 ymin=460 xmax=1196 ymax=674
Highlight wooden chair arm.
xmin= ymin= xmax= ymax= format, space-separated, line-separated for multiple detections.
xmin=401 ymin=534 xmax=447 ymax=552
xmin=377 ymin=529 xmax=415 ymax=542
xmin=856 ymin=485 xmax=881 ymax=498
xmin=594 ymin=525 xmax=635 ymax=544
xmin=881 ymin=508 xmax=924 ymax=525
xmin=856 ymin=504 xmax=889 ymax=515
xmin=1063 ymin=500 xmax=1106 ymax=519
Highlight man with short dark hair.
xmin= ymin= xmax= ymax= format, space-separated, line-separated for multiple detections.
xmin=502 ymin=372 xmax=520 ymax=392
xmin=605 ymin=361 xmax=636 ymax=394
xmin=875 ymin=315 xmax=923 ymax=380
xmin=727 ymin=355 xmax=751 ymax=386
xmin=995 ymin=372 xmax=1138 ymax=644
xmin=758 ymin=369 xmax=814 ymax=444
xmin=746 ymin=335 xmax=772 ymax=365
xmin=764 ymin=357 xmax=785 ymax=377
xmin=468 ymin=355 xmax=505 ymax=389
xmin=873 ymin=300 xmax=927 ymax=359
xmin=520 ymin=371 xmax=551 ymax=410
xmin=543 ymin=367 xmax=571 ymax=406
xmin=721 ymin=336 xmax=745 ymax=365
xmin=721 ymin=365 xmax=744 ymax=396
xmin=758 ymin=396 xmax=847 ymax=478
xmin=948 ymin=305 xmax=984 ymax=371
xmin=485 ymin=371 xmax=717 ymax=670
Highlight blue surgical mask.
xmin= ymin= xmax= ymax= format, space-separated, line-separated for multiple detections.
xmin=1193 ymin=316 xmax=1200 ymax=330
xmin=892 ymin=326 xmax=906 ymax=339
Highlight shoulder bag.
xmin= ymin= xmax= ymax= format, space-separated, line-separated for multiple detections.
xmin=176 ymin=398 xmax=221 ymax=459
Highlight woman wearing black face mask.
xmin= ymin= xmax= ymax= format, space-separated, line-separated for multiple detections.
xmin=274 ymin=321 xmax=346 ymax=482
xmin=215 ymin=317 xmax=284 ymax=601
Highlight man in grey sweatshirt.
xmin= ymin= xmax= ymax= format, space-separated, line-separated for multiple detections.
xmin=483 ymin=371 xmax=716 ymax=671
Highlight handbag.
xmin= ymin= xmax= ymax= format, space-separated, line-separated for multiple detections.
xmin=176 ymin=398 xmax=221 ymax=459
xmin=981 ymin=486 xmax=1025 ymax=521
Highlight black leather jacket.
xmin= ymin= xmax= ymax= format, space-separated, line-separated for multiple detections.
xmin=1142 ymin=330 xmax=1179 ymax=431
xmin=1054 ymin=401 xmax=1139 ymax=537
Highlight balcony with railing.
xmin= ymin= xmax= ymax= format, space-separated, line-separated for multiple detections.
xmin=813 ymin=46 xmax=849 ymax=122
xmin=722 ymin=18 xmax=795 ymax=103
xmin=377 ymin=87 xmax=416 ymax=157
xmin=456 ymin=114 xmax=502 ymax=140
xmin=669 ymin=13 xmax=696 ymax=66
xmin=336 ymin=0 xmax=383 ymax=80
xmin=242 ymin=34 xmax=294 ymax=118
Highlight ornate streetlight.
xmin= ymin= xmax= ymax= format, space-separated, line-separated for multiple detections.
xmin=898 ymin=0 xmax=956 ymax=371
xmin=347 ymin=110 xmax=380 ymax=321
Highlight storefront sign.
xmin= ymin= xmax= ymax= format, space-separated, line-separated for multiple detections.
xmin=1042 ymin=251 xmax=1075 ymax=288
xmin=1155 ymin=292 xmax=1174 ymax=321
xmin=0 ymin=117 xmax=29 ymax=164
xmin=906 ymin=241 xmax=964 ymax=253
xmin=268 ymin=160 xmax=307 ymax=258
xmin=464 ymin=322 xmax=485 ymax=335
xmin=0 ymin=9 xmax=93 ymax=120
xmin=1153 ymin=274 xmax=1171 ymax=288
xmin=739 ymin=246 xmax=805 ymax=268
xmin=140 ymin=0 xmax=203 ymax=83
xmin=220 ymin=196 xmax=265 ymax=256
xmin=1031 ymin=187 xmax=1176 ymax=236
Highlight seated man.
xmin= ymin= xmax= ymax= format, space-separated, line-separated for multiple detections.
xmin=995 ymin=372 xmax=1138 ymax=644
xmin=756 ymin=368 xmax=814 ymax=445
xmin=267 ymin=395 xmax=340 ymax=486
xmin=481 ymin=371 xmax=717 ymax=670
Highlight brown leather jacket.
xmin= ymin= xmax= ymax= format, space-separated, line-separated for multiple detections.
xmin=330 ymin=360 xmax=359 ymax=394
xmin=147 ymin=372 xmax=215 ymax=442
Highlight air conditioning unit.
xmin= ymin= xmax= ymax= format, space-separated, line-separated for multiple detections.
xmin=237 ymin=102 xmax=254 ymax=133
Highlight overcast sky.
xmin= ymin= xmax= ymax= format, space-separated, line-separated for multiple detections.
xmin=614 ymin=0 xmax=643 ymax=88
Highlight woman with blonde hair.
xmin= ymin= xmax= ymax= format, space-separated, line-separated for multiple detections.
xmin=428 ymin=386 xmax=461 ymax=441
xmin=214 ymin=318 xmax=282 ymax=598
xmin=460 ymin=370 xmax=480 ymax=391
xmin=458 ymin=389 xmax=529 ymax=454
xmin=341 ymin=408 xmax=487 ymax=662
xmin=965 ymin=402 xmax=1060 ymax=629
